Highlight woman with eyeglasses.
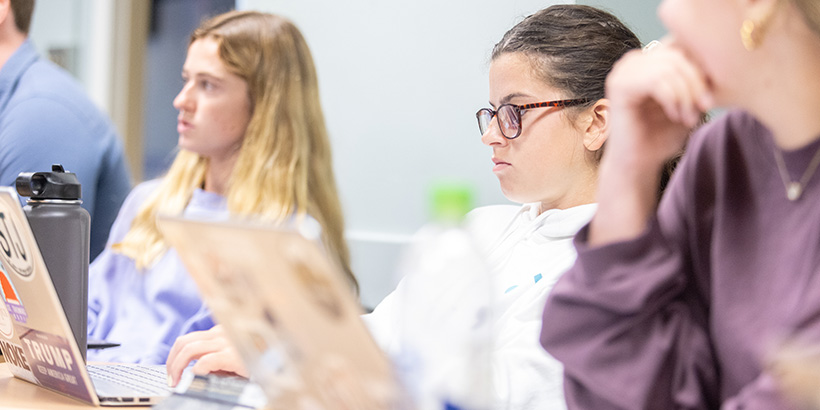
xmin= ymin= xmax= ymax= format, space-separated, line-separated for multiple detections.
xmin=365 ymin=5 xmax=646 ymax=409
xmin=540 ymin=0 xmax=820 ymax=408
xmin=87 ymin=10 xmax=354 ymax=365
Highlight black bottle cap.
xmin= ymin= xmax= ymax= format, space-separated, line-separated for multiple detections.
xmin=16 ymin=164 xmax=82 ymax=200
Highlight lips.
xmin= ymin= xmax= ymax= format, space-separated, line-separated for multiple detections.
xmin=492 ymin=157 xmax=511 ymax=172
xmin=177 ymin=118 xmax=193 ymax=134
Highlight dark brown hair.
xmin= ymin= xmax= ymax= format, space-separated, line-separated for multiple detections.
xmin=492 ymin=5 xmax=687 ymax=198
xmin=492 ymin=5 xmax=640 ymax=110
xmin=9 ymin=0 xmax=34 ymax=34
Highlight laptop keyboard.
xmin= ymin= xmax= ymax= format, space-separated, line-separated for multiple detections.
xmin=87 ymin=364 xmax=171 ymax=396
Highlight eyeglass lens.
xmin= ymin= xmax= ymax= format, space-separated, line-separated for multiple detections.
xmin=477 ymin=105 xmax=520 ymax=138
xmin=477 ymin=109 xmax=493 ymax=135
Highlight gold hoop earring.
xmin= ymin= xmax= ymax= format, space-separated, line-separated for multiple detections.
xmin=740 ymin=19 xmax=760 ymax=51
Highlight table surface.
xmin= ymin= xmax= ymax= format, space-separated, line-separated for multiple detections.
xmin=0 ymin=362 xmax=150 ymax=409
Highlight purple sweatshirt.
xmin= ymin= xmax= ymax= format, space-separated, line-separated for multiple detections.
xmin=541 ymin=110 xmax=820 ymax=410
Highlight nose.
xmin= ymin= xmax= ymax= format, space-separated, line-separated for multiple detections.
xmin=173 ymin=81 xmax=194 ymax=113
xmin=481 ymin=116 xmax=508 ymax=147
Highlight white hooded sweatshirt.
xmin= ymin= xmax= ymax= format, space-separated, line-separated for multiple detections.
xmin=364 ymin=202 xmax=597 ymax=410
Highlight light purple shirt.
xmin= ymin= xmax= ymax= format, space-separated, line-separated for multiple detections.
xmin=87 ymin=180 xmax=224 ymax=364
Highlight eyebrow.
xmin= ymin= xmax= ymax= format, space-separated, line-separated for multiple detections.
xmin=181 ymin=69 xmax=225 ymax=83
xmin=490 ymin=92 xmax=535 ymax=108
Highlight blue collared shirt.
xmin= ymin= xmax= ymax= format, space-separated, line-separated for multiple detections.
xmin=0 ymin=39 xmax=131 ymax=259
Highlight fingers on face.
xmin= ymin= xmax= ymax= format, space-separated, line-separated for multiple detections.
xmin=668 ymin=48 xmax=712 ymax=119
xmin=651 ymin=47 xmax=711 ymax=127
xmin=652 ymin=62 xmax=697 ymax=126
xmin=610 ymin=44 xmax=712 ymax=128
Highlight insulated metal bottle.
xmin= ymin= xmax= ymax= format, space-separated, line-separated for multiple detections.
xmin=16 ymin=164 xmax=90 ymax=361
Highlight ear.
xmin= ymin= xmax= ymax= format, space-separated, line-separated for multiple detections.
xmin=581 ymin=98 xmax=609 ymax=152
xmin=741 ymin=0 xmax=784 ymax=27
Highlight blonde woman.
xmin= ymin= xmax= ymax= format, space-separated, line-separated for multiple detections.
xmin=541 ymin=0 xmax=820 ymax=408
xmin=87 ymin=10 xmax=354 ymax=365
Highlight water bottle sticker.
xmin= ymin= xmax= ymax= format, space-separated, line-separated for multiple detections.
xmin=0 ymin=211 xmax=34 ymax=281
xmin=0 ymin=267 xmax=27 ymax=325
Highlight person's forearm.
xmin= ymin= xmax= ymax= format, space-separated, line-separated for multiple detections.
xmin=589 ymin=152 xmax=663 ymax=246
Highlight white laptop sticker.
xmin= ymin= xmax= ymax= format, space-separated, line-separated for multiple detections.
xmin=0 ymin=210 xmax=35 ymax=280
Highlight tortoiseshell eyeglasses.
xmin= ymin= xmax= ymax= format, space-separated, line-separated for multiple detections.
xmin=476 ymin=98 xmax=590 ymax=139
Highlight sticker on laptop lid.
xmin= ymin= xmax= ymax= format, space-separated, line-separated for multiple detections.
xmin=0 ymin=211 xmax=34 ymax=281
xmin=0 ymin=264 xmax=27 ymax=324
xmin=0 ymin=338 xmax=36 ymax=382
xmin=0 ymin=301 xmax=12 ymax=338
xmin=18 ymin=326 xmax=93 ymax=403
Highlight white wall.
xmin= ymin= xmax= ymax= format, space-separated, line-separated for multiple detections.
xmin=28 ymin=0 xmax=83 ymax=72
xmin=28 ymin=0 xmax=666 ymax=309
xmin=238 ymin=0 xmax=571 ymax=308
xmin=28 ymin=0 xmax=109 ymax=112
xmin=578 ymin=0 xmax=665 ymax=43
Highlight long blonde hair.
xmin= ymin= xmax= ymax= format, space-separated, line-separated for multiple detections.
xmin=793 ymin=0 xmax=820 ymax=37
xmin=114 ymin=11 xmax=356 ymax=293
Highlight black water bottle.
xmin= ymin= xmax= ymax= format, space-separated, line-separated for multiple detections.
xmin=16 ymin=164 xmax=90 ymax=361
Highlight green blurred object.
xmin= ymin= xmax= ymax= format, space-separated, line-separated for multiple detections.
xmin=429 ymin=180 xmax=475 ymax=223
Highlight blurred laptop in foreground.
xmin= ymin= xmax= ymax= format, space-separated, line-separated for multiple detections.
xmin=158 ymin=215 xmax=408 ymax=410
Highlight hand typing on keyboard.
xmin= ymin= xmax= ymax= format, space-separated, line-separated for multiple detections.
xmin=166 ymin=325 xmax=248 ymax=387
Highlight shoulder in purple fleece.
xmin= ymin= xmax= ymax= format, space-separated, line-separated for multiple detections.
xmin=541 ymin=110 xmax=819 ymax=409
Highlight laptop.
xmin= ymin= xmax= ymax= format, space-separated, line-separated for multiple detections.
xmin=156 ymin=215 xmax=410 ymax=410
xmin=0 ymin=187 xmax=170 ymax=406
